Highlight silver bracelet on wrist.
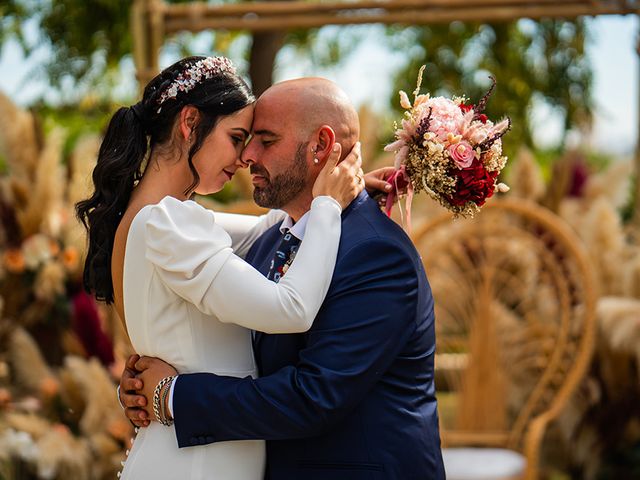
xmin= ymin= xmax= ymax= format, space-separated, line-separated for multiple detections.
xmin=116 ymin=385 xmax=125 ymax=410
xmin=153 ymin=376 xmax=176 ymax=426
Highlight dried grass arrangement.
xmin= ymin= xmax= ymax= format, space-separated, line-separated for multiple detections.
xmin=0 ymin=93 xmax=132 ymax=479
xmin=504 ymin=149 xmax=640 ymax=478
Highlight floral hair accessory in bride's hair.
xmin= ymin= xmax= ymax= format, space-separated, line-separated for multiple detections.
xmin=156 ymin=56 xmax=237 ymax=112
xmin=384 ymin=66 xmax=511 ymax=226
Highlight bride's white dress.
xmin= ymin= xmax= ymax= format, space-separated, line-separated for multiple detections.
xmin=119 ymin=195 xmax=342 ymax=480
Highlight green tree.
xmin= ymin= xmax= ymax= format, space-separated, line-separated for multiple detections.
xmin=1 ymin=0 xmax=200 ymax=100
xmin=1 ymin=0 xmax=364 ymax=101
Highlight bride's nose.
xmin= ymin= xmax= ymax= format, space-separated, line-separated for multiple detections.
xmin=238 ymin=142 xmax=255 ymax=168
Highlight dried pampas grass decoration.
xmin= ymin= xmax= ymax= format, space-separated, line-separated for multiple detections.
xmin=88 ymin=432 xmax=126 ymax=479
xmin=584 ymin=160 xmax=633 ymax=209
xmin=580 ymin=198 xmax=627 ymax=295
xmin=4 ymin=412 xmax=51 ymax=439
xmin=0 ymin=91 xmax=41 ymax=182
xmin=61 ymin=356 xmax=125 ymax=436
xmin=18 ymin=129 xmax=66 ymax=238
xmin=597 ymin=297 xmax=640 ymax=367
xmin=36 ymin=427 xmax=91 ymax=480
xmin=67 ymin=135 xmax=99 ymax=207
xmin=7 ymin=327 xmax=55 ymax=394
xmin=506 ymin=148 xmax=546 ymax=202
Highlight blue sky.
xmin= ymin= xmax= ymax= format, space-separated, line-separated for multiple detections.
xmin=0 ymin=14 xmax=637 ymax=155
xmin=586 ymin=15 xmax=638 ymax=154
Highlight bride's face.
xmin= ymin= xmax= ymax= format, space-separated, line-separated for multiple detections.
xmin=192 ymin=104 xmax=254 ymax=195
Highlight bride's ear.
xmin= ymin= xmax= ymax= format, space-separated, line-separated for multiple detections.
xmin=178 ymin=106 xmax=200 ymax=141
xmin=313 ymin=126 xmax=336 ymax=164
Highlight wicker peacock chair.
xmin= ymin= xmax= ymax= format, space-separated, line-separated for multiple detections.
xmin=411 ymin=199 xmax=597 ymax=480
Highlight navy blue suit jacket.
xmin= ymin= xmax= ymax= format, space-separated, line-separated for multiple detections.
xmin=173 ymin=192 xmax=445 ymax=479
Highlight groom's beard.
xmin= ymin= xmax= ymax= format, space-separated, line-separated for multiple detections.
xmin=251 ymin=142 xmax=308 ymax=209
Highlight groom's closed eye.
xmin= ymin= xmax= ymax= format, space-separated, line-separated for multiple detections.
xmin=253 ymin=129 xmax=279 ymax=147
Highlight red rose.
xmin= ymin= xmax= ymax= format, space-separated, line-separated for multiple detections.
xmin=447 ymin=158 xmax=498 ymax=207
xmin=459 ymin=103 xmax=474 ymax=113
xmin=477 ymin=114 xmax=488 ymax=124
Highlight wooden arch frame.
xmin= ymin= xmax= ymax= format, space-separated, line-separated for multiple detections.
xmin=131 ymin=0 xmax=640 ymax=221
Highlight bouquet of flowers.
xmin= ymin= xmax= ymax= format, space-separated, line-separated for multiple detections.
xmin=384 ymin=66 xmax=510 ymax=221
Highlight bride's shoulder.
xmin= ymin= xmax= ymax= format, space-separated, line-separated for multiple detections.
xmin=143 ymin=196 xmax=231 ymax=252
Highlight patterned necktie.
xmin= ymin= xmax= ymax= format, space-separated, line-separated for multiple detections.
xmin=267 ymin=230 xmax=302 ymax=283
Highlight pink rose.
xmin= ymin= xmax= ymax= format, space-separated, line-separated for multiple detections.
xmin=448 ymin=141 xmax=475 ymax=169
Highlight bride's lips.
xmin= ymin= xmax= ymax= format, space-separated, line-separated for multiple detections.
xmin=223 ymin=169 xmax=234 ymax=180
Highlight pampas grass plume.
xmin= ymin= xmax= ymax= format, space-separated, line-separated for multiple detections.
xmin=61 ymin=356 xmax=125 ymax=436
xmin=18 ymin=129 xmax=65 ymax=237
xmin=67 ymin=135 xmax=99 ymax=207
xmin=0 ymin=92 xmax=40 ymax=182
xmin=506 ymin=148 xmax=546 ymax=202
xmin=36 ymin=426 xmax=91 ymax=480
xmin=584 ymin=161 xmax=633 ymax=209
xmin=597 ymin=296 xmax=640 ymax=366
xmin=8 ymin=327 xmax=55 ymax=393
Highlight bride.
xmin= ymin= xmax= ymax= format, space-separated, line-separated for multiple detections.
xmin=76 ymin=56 xmax=373 ymax=479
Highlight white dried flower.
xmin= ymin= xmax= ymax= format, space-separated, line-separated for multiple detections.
xmin=399 ymin=90 xmax=412 ymax=109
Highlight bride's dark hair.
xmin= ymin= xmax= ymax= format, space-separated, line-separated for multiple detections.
xmin=76 ymin=56 xmax=254 ymax=304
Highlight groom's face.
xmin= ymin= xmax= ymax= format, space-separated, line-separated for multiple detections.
xmin=241 ymin=94 xmax=311 ymax=209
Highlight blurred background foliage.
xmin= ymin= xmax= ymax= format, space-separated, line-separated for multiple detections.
xmin=0 ymin=0 xmax=621 ymax=207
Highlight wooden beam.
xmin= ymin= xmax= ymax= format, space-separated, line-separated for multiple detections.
xmin=162 ymin=0 xmax=592 ymax=19
xmin=163 ymin=3 xmax=638 ymax=33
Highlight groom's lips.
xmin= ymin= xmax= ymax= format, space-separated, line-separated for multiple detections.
xmin=251 ymin=174 xmax=268 ymax=186
xmin=223 ymin=169 xmax=234 ymax=180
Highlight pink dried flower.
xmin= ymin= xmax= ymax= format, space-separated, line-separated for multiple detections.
xmin=423 ymin=97 xmax=464 ymax=141
xmin=448 ymin=141 xmax=476 ymax=169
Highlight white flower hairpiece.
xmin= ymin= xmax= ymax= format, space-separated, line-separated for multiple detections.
xmin=156 ymin=56 xmax=237 ymax=113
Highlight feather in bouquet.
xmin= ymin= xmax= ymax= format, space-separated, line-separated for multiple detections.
xmin=384 ymin=66 xmax=511 ymax=225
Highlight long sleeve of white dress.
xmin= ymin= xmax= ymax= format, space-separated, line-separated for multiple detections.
xmin=144 ymin=195 xmax=342 ymax=334
xmin=212 ymin=210 xmax=286 ymax=259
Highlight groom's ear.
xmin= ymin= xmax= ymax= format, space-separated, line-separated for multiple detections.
xmin=313 ymin=126 xmax=336 ymax=164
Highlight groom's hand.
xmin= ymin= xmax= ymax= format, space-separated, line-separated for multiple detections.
xmin=135 ymin=356 xmax=179 ymax=422
xmin=119 ymin=354 xmax=150 ymax=428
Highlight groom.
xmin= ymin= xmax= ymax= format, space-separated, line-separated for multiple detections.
xmin=120 ymin=78 xmax=445 ymax=479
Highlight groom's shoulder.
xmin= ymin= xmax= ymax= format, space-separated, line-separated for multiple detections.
xmin=341 ymin=193 xmax=414 ymax=250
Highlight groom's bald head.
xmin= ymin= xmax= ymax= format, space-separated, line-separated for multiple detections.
xmin=241 ymin=77 xmax=359 ymax=218
xmin=257 ymin=78 xmax=359 ymax=157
